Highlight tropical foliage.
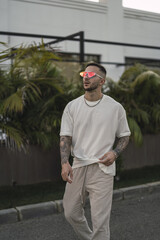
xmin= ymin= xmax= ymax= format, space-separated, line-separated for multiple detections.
xmin=0 ymin=42 xmax=76 ymax=150
xmin=104 ymin=64 xmax=160 ymax=146
xmin=1 ymin=40 xmax=160 ymax=151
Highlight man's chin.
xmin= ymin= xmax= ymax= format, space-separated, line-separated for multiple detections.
xmin=84 ymin=88 xmax=92 ymax=92
xmin=84 ymin=87 xmax=97 ymax=92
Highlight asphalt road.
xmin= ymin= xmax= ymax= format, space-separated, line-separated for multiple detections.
xmin=0 ymin=192 xmax=160 ymax=240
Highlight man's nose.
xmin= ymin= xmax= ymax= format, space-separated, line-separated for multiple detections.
xmin=84 ymin=73 xmax=89 ymax=79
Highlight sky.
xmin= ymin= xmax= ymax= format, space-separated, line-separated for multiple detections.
xmin=123 ymin=0 xmax=160 ymax=14
xmin=87 ymin=0 xmax=160 ymax=14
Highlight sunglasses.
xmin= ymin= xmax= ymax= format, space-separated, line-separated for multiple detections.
xmin=80 ymin=71 xmax=103 ymax=79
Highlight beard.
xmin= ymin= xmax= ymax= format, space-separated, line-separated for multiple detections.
xmin=83 ymin=82 xmax=99 ymax=92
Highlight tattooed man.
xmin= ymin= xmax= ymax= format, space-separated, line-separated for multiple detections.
xmin=60 ymin=62 xmax=130 ymax=240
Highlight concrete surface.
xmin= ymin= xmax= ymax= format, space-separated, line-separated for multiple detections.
xmin=0 ymin=208 xmax=18 ymax=225
xmin=0 ymin=181 xmax=160 ymax=226
xmin=16 ymin=201 xmax=57 ymax=221
xmin=0 ymin=190 xmax=160 ymax=240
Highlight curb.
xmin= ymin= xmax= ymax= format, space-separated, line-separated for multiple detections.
xmin=16 ymin=201 xmax=57 ymax=221
xmin=112 ymin=181 xmax=160 ymax=201
xmin=0 ymin=181 xmax=160 ymax=225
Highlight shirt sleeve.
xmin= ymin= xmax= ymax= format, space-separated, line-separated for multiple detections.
xmin=60 ymin=104 xmax=73 ymax=136
xmin=116 ymin=105 xmax=131 ymax=138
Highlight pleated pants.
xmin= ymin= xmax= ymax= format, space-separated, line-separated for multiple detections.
xmin=63 ymin=163 xmax=113 ymax=240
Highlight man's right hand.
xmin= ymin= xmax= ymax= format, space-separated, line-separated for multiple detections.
xmin=61 ymin=162 xmax=73 ymax=184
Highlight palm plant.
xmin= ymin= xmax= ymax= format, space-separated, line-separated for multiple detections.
xmin=105 ymin=64 xmax=160 ymax=146
xmin=0 ymin=42 xmax=69 ymax=150
xmin=131 ymin=70 xmax=160 ymax=134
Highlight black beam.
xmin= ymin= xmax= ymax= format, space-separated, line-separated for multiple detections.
xmin=45 ymin=31 xmax=82 ymax=46
xmin=0 ymin=31 xmax=68 ymax=41
xmin=79 ymin=31 xmax=84 ymax=63
xmin=84 ymin=38 xmax=160 ymax=50
xmin=1 ymin=31 xmax=160 ymax=50
xmin=52 ymin=59 xmax=160 ymax=67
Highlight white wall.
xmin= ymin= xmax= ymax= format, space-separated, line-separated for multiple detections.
xmin=124 ymin=8 xmax=160 ymax=60
xmin=0 ymin=0 xmax=160 ymax=81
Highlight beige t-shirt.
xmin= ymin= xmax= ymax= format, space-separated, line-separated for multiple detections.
xmin=60 ymin=94 xmax=131 ymax=176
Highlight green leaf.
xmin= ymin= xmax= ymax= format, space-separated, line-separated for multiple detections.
xmin=0 ymin=123 xmax=24 ymax=150
xmin=127 ymin=117 xmax=143 ymax=146
xmin=2 ymin=90 xmax=23 ymax=113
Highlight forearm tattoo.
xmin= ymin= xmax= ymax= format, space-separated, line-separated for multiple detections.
xmin=60 ymin=136 xmax=72 ymax=165
xmin=113 ymin=136 xmax=130 ymax=158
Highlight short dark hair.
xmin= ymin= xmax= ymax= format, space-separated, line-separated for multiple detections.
xmin=86 ymin=62 xmax=107 ymax=76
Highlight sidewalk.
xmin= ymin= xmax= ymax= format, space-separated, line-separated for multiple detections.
xmin=0 ymin=181 xmax=160 ymax=225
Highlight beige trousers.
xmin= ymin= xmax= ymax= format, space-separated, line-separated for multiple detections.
xmin=63 ymin=163 xmax=113 ymax=240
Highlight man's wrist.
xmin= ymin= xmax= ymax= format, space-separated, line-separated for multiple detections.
xmin=112 ymin=150 xmax=118 ymax=159
xmin=61 ymin=160 xmax=69 ymax=166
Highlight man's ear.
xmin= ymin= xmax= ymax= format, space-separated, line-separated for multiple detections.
xmin=100 ymin=78 xmax=105 ymax=86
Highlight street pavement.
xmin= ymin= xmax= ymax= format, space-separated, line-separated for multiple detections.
xmin=0 ymin=191 xmax=160 ymax=240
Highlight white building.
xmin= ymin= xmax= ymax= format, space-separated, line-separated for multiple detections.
xmin=1 ymin=0 xmax=160 ymax=81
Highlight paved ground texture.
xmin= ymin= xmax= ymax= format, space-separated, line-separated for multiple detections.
xmin=0 ymin=191 xmax=159 ymax=240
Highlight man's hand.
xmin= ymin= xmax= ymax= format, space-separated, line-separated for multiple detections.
xmin=61 ymin=162 xmax=73 ymax=184
xmin=99 ymin=136 xmax=130 ymax=166
xmin=99 ymin=151 xmax=116 ymax=166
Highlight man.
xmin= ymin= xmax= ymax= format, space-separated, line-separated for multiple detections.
xmin=60 ymin=62 xmax=130 ymax=240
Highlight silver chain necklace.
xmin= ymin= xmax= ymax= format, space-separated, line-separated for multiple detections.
xmin=84 ymin=95 xmax=103 ymax=107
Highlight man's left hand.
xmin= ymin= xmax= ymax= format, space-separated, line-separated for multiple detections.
xmin=99 ymin=151 xmax=116 ymax=166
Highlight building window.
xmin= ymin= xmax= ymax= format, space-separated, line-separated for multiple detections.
xmin=57 ymin=52 xmax=100 ymax=63
xmin=125 ymin=57 xmax=160 ymax=70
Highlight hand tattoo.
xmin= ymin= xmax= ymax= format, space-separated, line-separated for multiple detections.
xmin=113 ymin=136 xmax=129 ymax=158
xmin=60 ymin=136 xmax=72 ymax=165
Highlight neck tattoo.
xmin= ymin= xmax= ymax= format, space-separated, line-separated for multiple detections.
xmin=84 ymin=95 xmax=103 ymax=107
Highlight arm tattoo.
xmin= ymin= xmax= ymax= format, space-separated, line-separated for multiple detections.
xmin=60 ymin=136 xmax=72 ymax=165
xmin=113 ymin=136 xmax=130 ymax=158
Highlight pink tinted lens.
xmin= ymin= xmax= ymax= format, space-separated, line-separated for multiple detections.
xmin=80 ymin=72 xmax=96 ymax=78
xmin=80 ymin=72 xmax=84 ymax=77
xmin=87 ymin=72 xmax=96 ymax=78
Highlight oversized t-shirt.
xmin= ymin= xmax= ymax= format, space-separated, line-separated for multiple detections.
xmin=60 ymin=94 xmax=131 ymax=176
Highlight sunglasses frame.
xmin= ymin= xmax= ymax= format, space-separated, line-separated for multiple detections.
xmin=80 ymin=71 xmax=103 ymax=79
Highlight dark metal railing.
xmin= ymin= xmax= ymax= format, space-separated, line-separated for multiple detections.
xmin=0 ymin=31 xmax=160 ymax=65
